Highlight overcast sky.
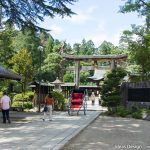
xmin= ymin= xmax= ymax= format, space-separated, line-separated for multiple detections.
xmin=39 ymin=0 xmax=144 ymax=47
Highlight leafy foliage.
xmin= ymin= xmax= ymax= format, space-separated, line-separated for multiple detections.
xmin=132 ymin=111 xmax=142 ymax=119
xmin=12 ymin=28 xmax=40 ymax=68
xmin=119 ymin=0 xmax=150 ymax=81
xmin=72 ymin=39 xmax=96 ymax=55
xmin=12 ymin=91 xmax=34 ymax=109
xmin=101 ymin=68 xmax=127 ymax=111
xmin=13 ymin=91 xmax=34 ymax=102
xmin=45 ymin=35 xmax=54 ymax=55
xmin=120 ymin=0 xmax=150 ymax=17
xmin=1 ymin=0 xmax=77 ymax=30
xmin=64 ymin=71 xmax=74 ymax=82
xmin=80 ymin=71 xmax=90 ymax=84
xmin=9 ymin=48 xmax=34 ymax=92
xmin=116 ymin=106 xmax=131 ymax=117
xmin=98 ymin=40 xmax=114 ymax=55
xmin=51 ymin=91 xmax=65 ymax=110
xmin=120 ymin=25 xmax=150 ymax=80
xmin=42 ymin=52 xmax=62 ymax=81
xmin=0 ymin=25 xmax=16 ymax=66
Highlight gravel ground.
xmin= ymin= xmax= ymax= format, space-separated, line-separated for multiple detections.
xmin=61 ymin=116 xmax=150 ymax=150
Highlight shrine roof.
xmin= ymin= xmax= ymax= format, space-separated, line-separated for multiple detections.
xmin=0 ymin=66 xmax=21 ymax=80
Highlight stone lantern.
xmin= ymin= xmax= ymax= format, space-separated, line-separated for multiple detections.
xmin=51 ymin=77 xmax=63 ymax=91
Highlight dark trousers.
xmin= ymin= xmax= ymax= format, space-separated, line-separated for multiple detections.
xmin=2 ymin=109 xmax=10 ymax=123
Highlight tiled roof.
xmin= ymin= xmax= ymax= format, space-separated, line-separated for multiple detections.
xmin=88 ymin=69 xmax=107 ymax=81
xmin=0 ymin=66 xmax=21 ymax=80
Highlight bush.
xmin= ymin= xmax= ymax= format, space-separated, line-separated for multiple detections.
xmin=64 ymin=72 xmax=74 ymax=82
xmin=116 ymin=106 xmax=130 ymax=117
xmin=23 ymin=102 xmax=33 ymax=109
xmin=51 ymin=91 xmax=65 ymax=110
xmin=131 ymin=106 xmax=138 ymax=113
xmin=13 ymin=91 xmax=34 ymax=102
xmin=26 ymin=91 xmax=34 ymax=101
xmin=101 ymin=67 xmax=127 ymax=110
xmin=132 ymin=111 xmax=142 ymax=119
xmin=11 ymin=101 xmax=23 ymax=107
xmin=0 ymin=91 xmax=3 ymax=98
xmin=103 ymin=95 xmax=121 ymax=108
xmin=13 ymin=94 xmax=27 ymax=102
xmin=12 ymin=101 xmax=32 ymax=108
xmin=12 ymin=91 xmax=34 ymax=109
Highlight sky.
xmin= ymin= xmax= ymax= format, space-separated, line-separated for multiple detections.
xmin=39 ymin=0 xmax=144 ymax=47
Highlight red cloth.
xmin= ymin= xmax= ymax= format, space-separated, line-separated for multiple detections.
xmin=72 ymin=93 xmax=83 ymax=99
xmin=70 ymin=105 xmax=82 ymax=108
xmin=71 ymin=93 xmax=83 ymax=108
xmin=71 ymin=99 xmax=82 ymax=103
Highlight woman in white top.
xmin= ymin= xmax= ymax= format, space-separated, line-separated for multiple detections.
xmin=0 ymin=91 xmax=11 ymax=124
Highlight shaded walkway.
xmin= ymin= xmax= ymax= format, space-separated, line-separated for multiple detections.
xmin=61 ymin=116 xmax=150 ymax=150
xmin=0 ymin=111 xmax=100 ymax=150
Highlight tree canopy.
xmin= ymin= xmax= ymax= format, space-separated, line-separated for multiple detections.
xmin=120 ymin=0 xmax=150 ymax=14
xmin=120 ymin=0 xmax=150 ymax=80
xmin=0 ymin=0 xmax=77 ymax=30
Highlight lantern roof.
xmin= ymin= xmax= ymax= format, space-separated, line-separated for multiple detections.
xmin=51 ymin=77 xmax=63 ymax=84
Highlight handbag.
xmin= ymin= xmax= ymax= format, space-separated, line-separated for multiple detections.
xmin=43 ymin=105 xmax=48 ymax=112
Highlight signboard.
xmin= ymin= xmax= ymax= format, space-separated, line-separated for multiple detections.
xmin=128 ymin=88 xmax=150 ymax=102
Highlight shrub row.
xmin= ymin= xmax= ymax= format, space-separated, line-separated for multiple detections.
xmin=106 ymin=106 xmax=149 ymax=119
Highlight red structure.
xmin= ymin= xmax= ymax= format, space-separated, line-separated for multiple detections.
xmin=67 ymin=89 xmax=87 ymax=115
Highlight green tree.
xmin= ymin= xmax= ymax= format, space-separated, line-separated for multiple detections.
xmin=42 ymin=52 xmax=62 ymax=81
xmin=101 ymin=68 xmax=127 ymax=112
xmin=0 ymin=0 xmax=77 ymax=30
xmin=0 ymin=25 xmax=16 ymax=66
xmin=120 ymin=0 xmax=150 ymax=18
xmin=12 ymin=28 xmax=40 ymax=69
xmin=45 ymin=34 xmax=54 ymax=56
xmin=98 ymin=41 xmax=114 ymax=55
xmin=9 ymin=48 xmax=34 ymax=92
xmin=52 ymin=39 xmax=62 ymax=53
xmin=120 ymin=0 xmax=150 ymax=37
xmin=72 ymin=39 xmax=96 ymax=55
xmin=80 ymin=71 xmax=90 ymax=85
xmin=62 ymin=42 xmax=72 ymax=54
xmin=72 ymin=43 xmax=81 ymax=55
xmin=43 ymin=39 xmax=72 ymax=81
xmin=120 ymin=24 xmax=150 ymax=80
xmin=80 ymin=39 xmax=95 ymax=55
xmin=63 ymin=71 xmax=74 ymax=82
xmin=119 ymin=0 xmax=150 ymax=80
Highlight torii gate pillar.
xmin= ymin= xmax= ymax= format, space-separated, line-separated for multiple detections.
xmin=111 ymin=60 xmax=117 ymax=69
xmin=75 ymin=61 xmax=80 ymax=88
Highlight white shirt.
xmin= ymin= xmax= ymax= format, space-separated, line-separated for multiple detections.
xmin=0 ymin=95 xmax=11 ymax=110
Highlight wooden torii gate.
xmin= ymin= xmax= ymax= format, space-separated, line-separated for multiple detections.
xmin=62 ymin=54 xmax=127 ymax=88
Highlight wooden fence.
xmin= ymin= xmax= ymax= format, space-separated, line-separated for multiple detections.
xmin=120 ymin=80 xmax=150 ymax=107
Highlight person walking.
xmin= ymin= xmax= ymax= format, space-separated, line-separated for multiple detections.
xmin=91 ymin=92 xmax=95 ymax=105
xmin=0 ymin=91 xmax=11 ymax=124
xmin=43 ymin=93 xmax=54 ymax=121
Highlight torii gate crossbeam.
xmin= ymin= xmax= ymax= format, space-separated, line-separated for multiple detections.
xmin=62 ymin=54 xmax=127 ymax=88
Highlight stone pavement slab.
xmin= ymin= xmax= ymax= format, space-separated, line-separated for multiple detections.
xmin=61 ymin=115 xmax=150 ymax=150
xmin=0 ymin=111 xmax=100 ymax=150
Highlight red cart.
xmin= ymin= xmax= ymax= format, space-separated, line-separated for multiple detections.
xmin=67 ymin=89 xmax=87 ymax=115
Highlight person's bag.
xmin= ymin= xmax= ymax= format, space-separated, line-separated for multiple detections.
xmin=43 ymin=105 xmax=48 ymax=112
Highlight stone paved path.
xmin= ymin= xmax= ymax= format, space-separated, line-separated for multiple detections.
xmin=0 ymin=111 xmax=100 ymax=150
xmin=61 ymin=115 xmax=150 ymax=150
